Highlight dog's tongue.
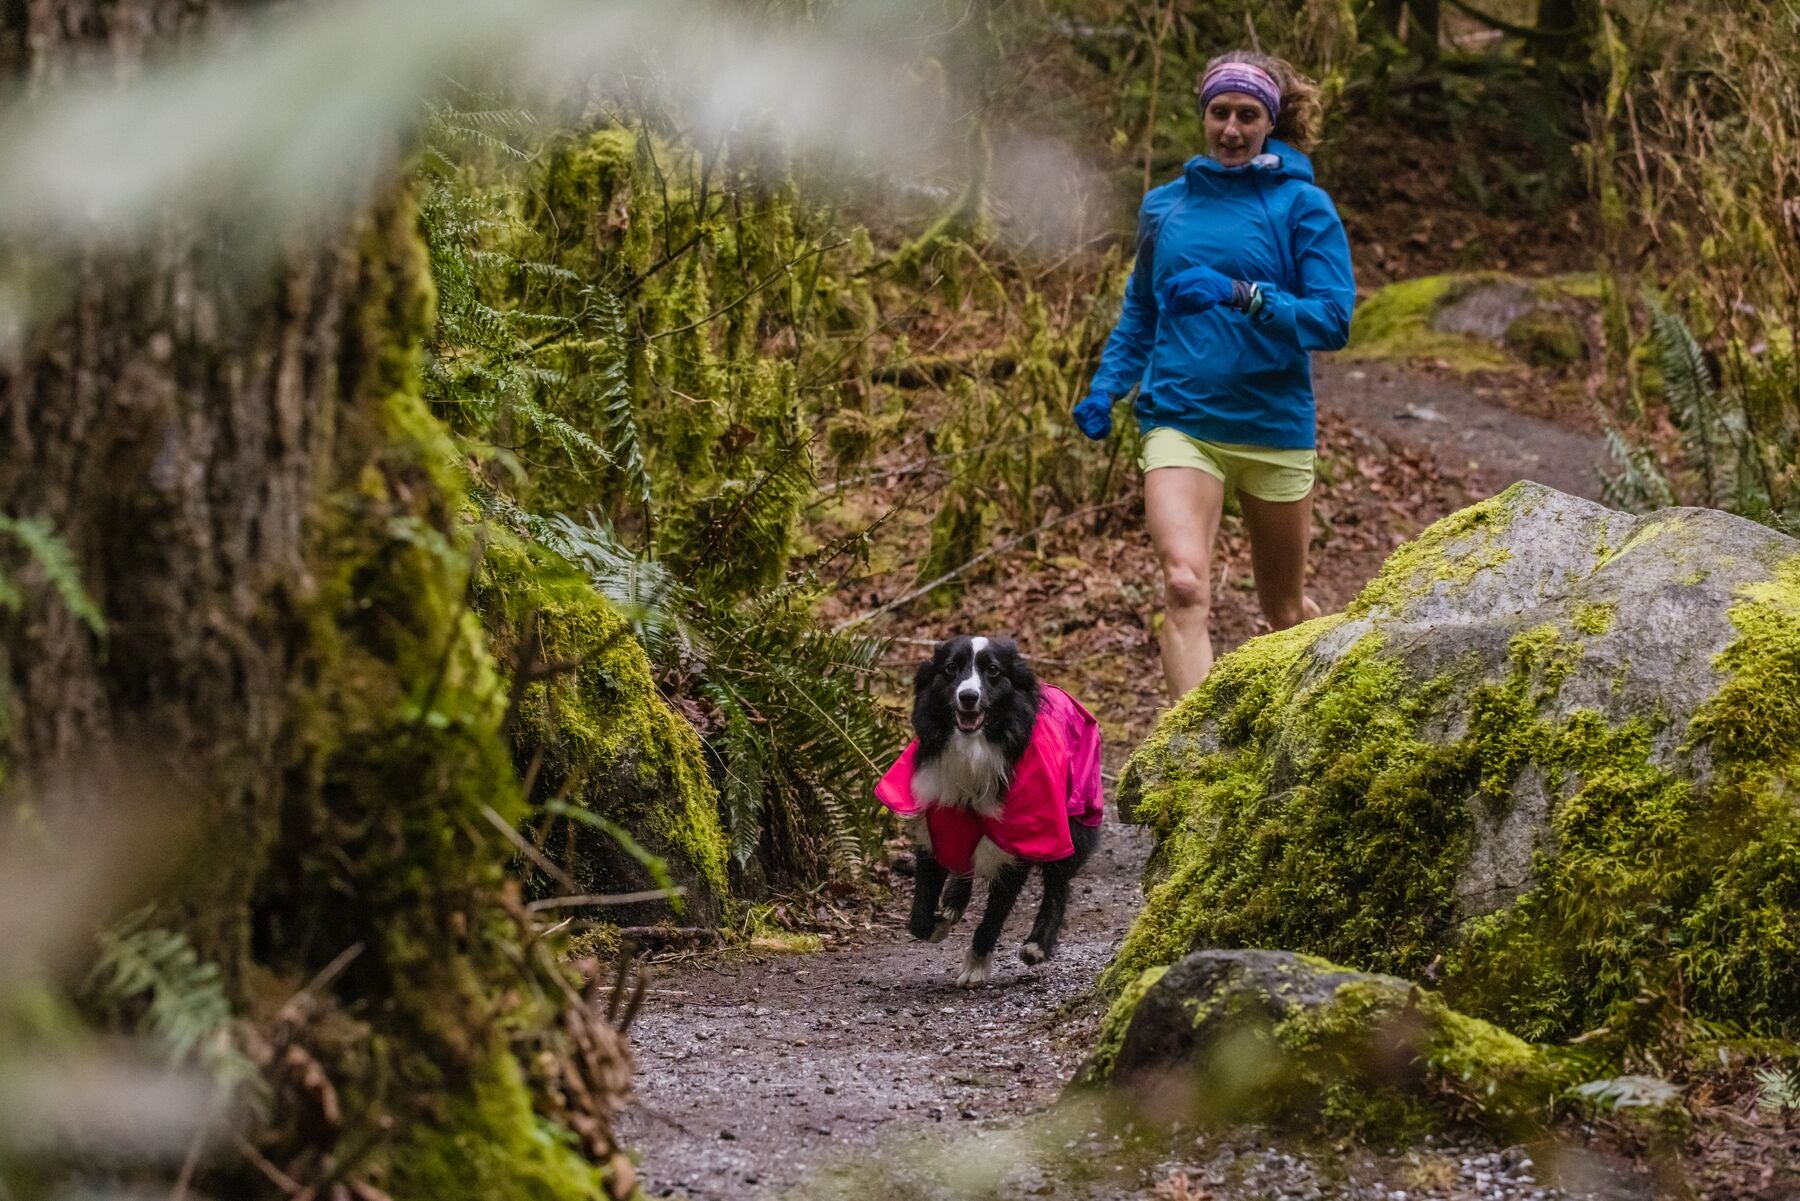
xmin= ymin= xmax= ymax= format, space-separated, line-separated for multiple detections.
xmin=956 ymin=710 xmax=984 ymax=733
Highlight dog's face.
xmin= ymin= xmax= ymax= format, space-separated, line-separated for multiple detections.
xmin=912 ymin=636 xmax=1036 ymax=741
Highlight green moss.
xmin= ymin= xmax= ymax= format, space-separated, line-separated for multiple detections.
xmin=1541 ymin=273 xmax=1608 ymax=303
xmin=278 ymin=196 xmax=614 ymax=1185
xmin=1273 ymin=976 xmax=1567 ymax=1137
xmin=513 ymin=124 xmax=838 ymax=578
xmin=1689 ymin=554 xmax=1800 ymax=770
xmin=385 ymin=1040 xmax=608 ymax=1201
xmin=1346 ymin=273 xmax=1604 ymax=373
xmin=1107 ymin=628 xmax=1477 ymax=996
xmin=1454 ymin=557 xmax=1800 ymax=1038
xmin=1504 ymin=308 xmax=1587 ymax=368
xmin=1573 ymin=602 xmax=1618 ymax=636
xmin=1079 ymin=965 xmax=1169 ymax=1087
xmin=478 ymin=535 xmax=731 ymax=915
xmin=1345 ymin=485 xmax=1528 ymax=618
xmin=1343 ymin=274 xmax=1512 ymax=371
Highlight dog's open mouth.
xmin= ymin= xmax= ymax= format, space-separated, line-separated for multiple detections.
xmin=955 ymin=709 xmax=986 ymax=734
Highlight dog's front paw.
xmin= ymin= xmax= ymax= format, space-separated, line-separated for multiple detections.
xmin=928 ymin=907 xmax=964 ymax=943
xmin=1019 ymin=941 xmax=1046 ymax=966
xmin=956 ymin=949 xmax=992 ymax=988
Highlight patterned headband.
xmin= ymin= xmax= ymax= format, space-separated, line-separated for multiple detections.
xmin=1199 ymin=63 xmax=1282 ymax=123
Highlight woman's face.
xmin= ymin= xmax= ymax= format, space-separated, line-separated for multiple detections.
xmin=1203 ymin=91 xmax=1272 ymax=167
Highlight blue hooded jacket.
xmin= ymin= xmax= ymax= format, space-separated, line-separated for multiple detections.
xmin=1087 ymin=140 xmax=1355 ymax=450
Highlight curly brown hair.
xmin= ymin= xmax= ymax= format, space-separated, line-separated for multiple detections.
xmin=1197 ymin=50 xmax=1324 ymax=152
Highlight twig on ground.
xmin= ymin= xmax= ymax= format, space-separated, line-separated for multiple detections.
xmin=526 ymin=887 xmax=687 ymax=912
xmin=482 ymin=803 xmax=580 ymax=895
xmin=234 ymin=1135 xmax=304 ymax=1197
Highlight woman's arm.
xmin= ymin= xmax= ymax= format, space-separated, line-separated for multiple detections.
xmin=1086 ymin=202 xmax=1161 ymax=401
xmin=1247 ymin=189 xmax=1355 ymax=352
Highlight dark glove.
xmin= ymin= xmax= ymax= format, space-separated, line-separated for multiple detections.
xmin=1160 ymin=264 xmax=1257 ymax=316
xmin=1072 ymin=392 xmax=1114 ymax=440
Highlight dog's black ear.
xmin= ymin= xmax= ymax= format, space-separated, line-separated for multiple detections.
xmin=914 ymin=639 xmax=950 ymax=693
xmin=1000 ymin=638 xmax=1039 ymax=699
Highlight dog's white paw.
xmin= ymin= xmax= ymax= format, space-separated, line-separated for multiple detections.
xmin=1019 ymin=941 xmax=1045 ymax=965
xmin=928 ymin=907 xmax=964 ymax=943
xmin=956 ymin=949 xmax=992 ymax=988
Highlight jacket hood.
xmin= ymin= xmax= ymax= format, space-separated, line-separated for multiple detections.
xmin=1183 ymin=138 xmax=1315 ymax=186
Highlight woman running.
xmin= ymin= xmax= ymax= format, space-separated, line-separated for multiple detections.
xmin=1074 ymin=50 xmax=1355 ymax=700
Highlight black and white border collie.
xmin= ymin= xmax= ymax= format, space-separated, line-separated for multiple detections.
xmin=905 ymin=636 xmax=1100 ymax=987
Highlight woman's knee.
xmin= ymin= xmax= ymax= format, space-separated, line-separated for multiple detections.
xmin=1163 ymin=562 xmax=1212 ymax=615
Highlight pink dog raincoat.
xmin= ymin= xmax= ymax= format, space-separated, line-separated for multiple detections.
xmin=875 ymin=685 xmax=1104 ymax=875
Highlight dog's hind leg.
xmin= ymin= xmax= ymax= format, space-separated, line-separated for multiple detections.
xmin=930 ymin=874 xmax=973 ymax=942
xmin=1022 ymin=820 xmax=1100 ymax=964
xmin=959 ymin=858 xmax=1029 ymax=987
xmin=908 ymin=850 xmax=950 ymax=941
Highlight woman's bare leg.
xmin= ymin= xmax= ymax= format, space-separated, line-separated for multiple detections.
xmin=1239 ymin=488 xmax=1322 ymax=631
xmin=1145 ymin=467 xmax=1227 ymax=699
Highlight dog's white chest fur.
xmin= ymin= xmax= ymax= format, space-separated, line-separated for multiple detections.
xmin=911 ymin=731 xmax=1009 ymax=819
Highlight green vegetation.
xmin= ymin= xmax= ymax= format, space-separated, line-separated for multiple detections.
xmin=1344 ymin=484 xmax=1528 ymax=616
xmin=420 ymin=104 xmax=906 ymax=894
xmin=1274 ymin=975 xmax=1567 ymax=1137
xmin=1590 ymin=4 xmax=1800 ymax=529
xmin=1344 ymin=273 xmax=1599 ymax=374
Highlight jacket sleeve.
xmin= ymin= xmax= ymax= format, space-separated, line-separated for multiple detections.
xmin=1086 ymin=199 xmax=1160 ymax=401
xmin=1248 ymin=188 xmax=1355 ymax=352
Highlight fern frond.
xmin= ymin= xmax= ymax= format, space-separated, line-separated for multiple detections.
xmin=544 ymin=513 xmax=693 ymax=662
xmin=1602 ymin=425 xmax=1678 ymax=512
xmin=709 ymin=689 xmax=770 ymax=869
xmin=1755 ymin=1064 xmax=1800 ymax=1113
xmin=0 ymin=514 xmax=105 ymax=635
xmin=544 ymin=511 xmax=903 ymax=884
xmin=1646 ymin=295 xmax=1716 ymax=430
xmin=89 ymin=910 xmax=263 ymax=1106
xmin=587 ymin=288 xmax=653 ymax=520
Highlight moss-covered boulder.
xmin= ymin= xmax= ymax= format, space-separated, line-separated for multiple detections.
xmin=1504 ymin=307 xmax=1587 ymax=369
xmin=1346 ymin=273 xmax=1598 ymax=373
xmin=1079 ymin=950 xmax=1566 ymax=1138
xmin=479 ymin=535 xmax=730 ymax=924
xmin=1110 ymin=482 xmax=1800 ymax=1042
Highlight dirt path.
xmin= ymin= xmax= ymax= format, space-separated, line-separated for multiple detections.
xmin=1315 ymin=360 xmax=1611 ymax=502
xmin=618 ymin=824 xmax=1157 ymax=1200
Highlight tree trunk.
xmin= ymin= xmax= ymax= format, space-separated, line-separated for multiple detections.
xmin=1 ymin=6 xmax=631 ymax=1198
xmin=1375 ymin=0 xmax=1440 ymax=59
xmin=1536 ymin=0 xmax=1600 ymax=87
xmin=2 ymin=0 xmax=369 ymax=972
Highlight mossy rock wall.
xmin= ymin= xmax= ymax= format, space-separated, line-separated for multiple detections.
xmin=478 ymin=536 xmax=730 ymax=923
xmin=1110 ymin=482 xmax=1800 ymax=1042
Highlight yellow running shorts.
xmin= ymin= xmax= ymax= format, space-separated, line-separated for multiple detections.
xmin=1138 ymin=426 xmax=1316 ymax=503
